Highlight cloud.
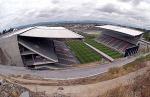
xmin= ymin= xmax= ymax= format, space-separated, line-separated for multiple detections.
xmin=96 ymin=3 xmax=121 ymax=14
xmin=119 ymin=0 xmax=150 ymax=5
xmin=119 ymin=0 xmax=131 ymax=2
xmin=0 ymin=0 xmax=150 ymax=31
xmin=51 ymin=0 xmax=60 ymax=4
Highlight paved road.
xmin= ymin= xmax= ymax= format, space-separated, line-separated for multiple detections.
xmin=0 ymin=53 xmax=149 ymax=80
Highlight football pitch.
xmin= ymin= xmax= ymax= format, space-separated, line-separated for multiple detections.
xmin=66 ymin=33 xmax=122 ymax=63
xmin=85 ymin=39 xmax=123 ymax=59
xmin=66 ymin=40 xmax=101 ymax=64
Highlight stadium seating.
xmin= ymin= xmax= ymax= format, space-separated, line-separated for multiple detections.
xmin=54 ymin=40 xmax=80 ymax=65
xmin=97 ymin=34 xmax=134 ymax=53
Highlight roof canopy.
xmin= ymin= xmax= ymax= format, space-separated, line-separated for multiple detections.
xmin=18 ymin=38 xmax=58 ymax=63
xmin=19 ymin=26 xmax=84 ymax=39
xmin=96 ymin=25 xmax=144 ymax=36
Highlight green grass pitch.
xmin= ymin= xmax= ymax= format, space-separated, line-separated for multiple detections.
xmin=85 ymin=39 xmax=123 ymax=59
xmin=66 ymin=40 xmax=101 ymax=64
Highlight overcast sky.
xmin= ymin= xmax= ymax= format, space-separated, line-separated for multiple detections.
xmin=0 ymin=0 xmax=150 ymax=30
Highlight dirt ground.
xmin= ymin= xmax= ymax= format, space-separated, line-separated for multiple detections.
xmin=0 ymin=60 xmax=149 ymax=97
xmin=16 ymin=65 xmax=150 ymax=97
xmin=5 ymin=61 xmax=149 ymax=87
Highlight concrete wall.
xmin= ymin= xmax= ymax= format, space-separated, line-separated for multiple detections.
xmin=0 ymin=35 xmax=23 ymax=66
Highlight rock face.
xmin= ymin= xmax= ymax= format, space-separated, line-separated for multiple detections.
xmin=0 ymin=79 xmax=50 ymax=97
xmin=20 ymin=91 xmax=30 ymax=97
xmin=0 ymin=79 xmax=27 ymax=97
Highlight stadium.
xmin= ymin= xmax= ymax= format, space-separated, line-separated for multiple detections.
xmin=0 ymin=26 xmax=84 ymax=68
xmin=95 ymin=25 xmax=144 ymax=57
xmin=0 ymin=25 xmax=145 ymax=69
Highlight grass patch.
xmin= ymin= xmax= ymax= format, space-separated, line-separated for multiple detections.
xmin=77 ymin=32 xmax=97 ymax=39
xmin=100 ymin=85 xmax=131 ymax=97
xmin=108 ymin=67 xmax=120 ymax=74
xmin=143 ymin=32 xmax=150 ymax=41
xmin=66 ymin=40 xmax=101 ymax=64
xmin=107 ymin=54 xmax=150 ymax=76
xmin=100 ymin=66 xmax=150 ymax=97
xmin=123 ymin=54 xmax=150 ymax=70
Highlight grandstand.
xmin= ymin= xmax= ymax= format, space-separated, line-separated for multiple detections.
xmin=54 ymin=40 xmax=80 ymax=65
xmin=0 ymin=26 xmax=83 ymax=68
xmin=96 ymin=25 xmax=144 ymax=57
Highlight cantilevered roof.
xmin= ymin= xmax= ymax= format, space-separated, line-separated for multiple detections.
xmin=0 ymin=27 xmax=34 ymax=39
xmin=20 ymin=26 xmax=84 ymax=39
xmin=96 ymin=25 xmax=144 ymax=36
xmin=18 ymin=38 xmax=58 ymax=62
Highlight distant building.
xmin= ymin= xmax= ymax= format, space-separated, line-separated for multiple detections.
xmin=96 ymin=25 xmax=144 ymax=57
xmin=0 ymin=26 xmax=83 ymax=68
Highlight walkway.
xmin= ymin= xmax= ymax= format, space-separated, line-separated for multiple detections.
xmin=0 ymin=53 xmax=149 ymax=80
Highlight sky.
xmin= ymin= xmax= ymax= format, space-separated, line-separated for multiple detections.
xmin=0 ymin=0 xmax=150 ymax=31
